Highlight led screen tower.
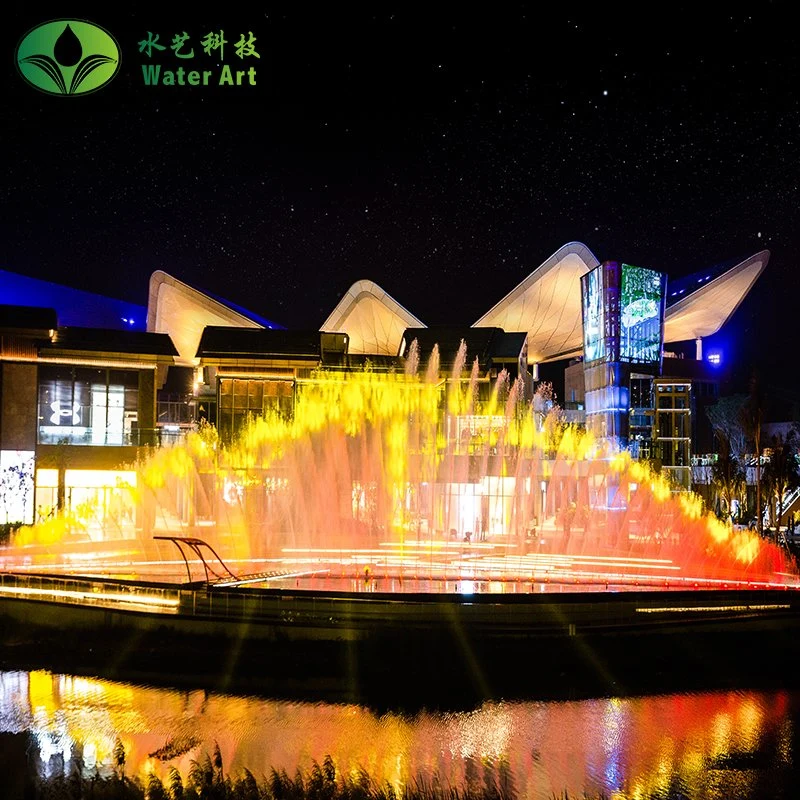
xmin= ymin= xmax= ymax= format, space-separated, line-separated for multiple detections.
xmin=581 ymin=261 xmax=666 ymax=449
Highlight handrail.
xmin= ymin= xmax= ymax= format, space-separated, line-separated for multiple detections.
xmin=153 ymin=536 xmax=239 ymax=584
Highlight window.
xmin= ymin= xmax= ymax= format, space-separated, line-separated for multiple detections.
xmin=38 ymin=366 xmax=139 ymax=446
xmin=218 ymin=378 xmax=294 ymax=441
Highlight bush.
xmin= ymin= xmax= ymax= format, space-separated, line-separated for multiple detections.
xmin=0 ymin=521 xmax=23 ymax=546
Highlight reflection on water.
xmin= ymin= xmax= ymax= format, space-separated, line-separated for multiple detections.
xmin=0 ymin=669 xmax=797 ymax=799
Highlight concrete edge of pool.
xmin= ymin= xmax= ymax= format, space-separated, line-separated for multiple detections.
xmin=4 ymin=570 xmax=800 ymax=708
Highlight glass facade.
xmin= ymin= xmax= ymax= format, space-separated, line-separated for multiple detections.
xmin=628 ymin=376 xmax=654 ymax=461
xmin=581 ymin=262 xmax=666 ymax=450
xmin=37 ymin=366 xmax=139 ymax=446
xmin=218 ymin=378 xmax=294 ymax=442
xmin=581 ymin=266 xmax=606 ymax=363
xmin=654 ymin=382 xmax=692 ymax=491
xmin=34 ymin=468 xmax=137 ymax=539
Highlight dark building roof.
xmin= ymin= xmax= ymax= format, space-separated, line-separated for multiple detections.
xmin=44 ymin=326 xmax=178 ymax=357
xmin=400 ymin=326 xmax=527 ymax=372
xmin=660 ymin=354 xmax=728 ymax=382
xmin=0 ymin=304 xmax=58 ymax=335
xmin=490 ymin=331 xmax=528 ymax=361
xmin=196 ymin=327 xmax=335 ymax=361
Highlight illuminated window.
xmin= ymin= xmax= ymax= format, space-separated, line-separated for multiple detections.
xmin=37 ymin=366 xmax=139 ymax=446
xmin=218 ymin=378 xmax=294 ymax=441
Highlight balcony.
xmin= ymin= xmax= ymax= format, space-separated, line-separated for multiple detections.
xmin=37 ymin=426 xmax=189 ymax=447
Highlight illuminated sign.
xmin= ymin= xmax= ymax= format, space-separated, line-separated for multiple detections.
xmin=619 ymin=264 xmax=664 ymax=364
xmin=581 ymin=266 xmax=606 ymax=363
xmin=49 ymin=400 xmax=81 ymax=425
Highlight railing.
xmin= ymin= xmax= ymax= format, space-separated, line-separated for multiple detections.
xmin=765 ymin=485 xmax=800 ymax=529
xmin=691 ymin=454 xmax=718 ymax=467
xmin=37 ymin=426 xmax=189 ymax=447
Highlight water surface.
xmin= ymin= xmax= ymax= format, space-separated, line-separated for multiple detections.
xmin=1 ymin=669 xmax=797 ymax=798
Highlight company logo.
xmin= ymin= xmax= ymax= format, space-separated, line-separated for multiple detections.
xmin=16 ymin=19 xmax=120 ymax=96
xmin=137 ymin=28 xmax=260 ymax=88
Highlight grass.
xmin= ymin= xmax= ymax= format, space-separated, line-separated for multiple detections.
xmin=14 ymin=742 xmax=627 ymax=800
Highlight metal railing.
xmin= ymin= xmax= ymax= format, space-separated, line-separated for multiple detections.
xmin=37 ymin=427 xmax=189 ymax=447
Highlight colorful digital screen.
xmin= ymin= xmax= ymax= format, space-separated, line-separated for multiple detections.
xmin=619 ymin=264 xmax=663 ymax=363
xmin=582 ymin=266 xmax=606 ymax=363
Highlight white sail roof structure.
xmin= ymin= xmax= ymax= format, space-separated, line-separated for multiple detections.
xmin=473 ymin=241 xmax=601 ymax=363
xmin=147 ymin=271 xmax=273 ymax=365
xmin=663 ymin=250 xmax=769 ymax=343
xmin=320 ymin=279 xmax=425 ymax=356
xmin=471 ymin=243 xmax=768 ymax=363
xmin=139 ymin=246 xmax=767 ymax=366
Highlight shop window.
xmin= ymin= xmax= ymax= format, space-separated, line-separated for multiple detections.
xmin=218 ymin=378 xmax=294 ymax=441
xmin=38 ymin=366 xmax=139 ymax=446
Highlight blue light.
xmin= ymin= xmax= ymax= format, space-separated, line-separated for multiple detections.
xmin=129 ymin=319 xmax=135 ymax=325
xmin=707 ymin=351 xmax=722 ymax=366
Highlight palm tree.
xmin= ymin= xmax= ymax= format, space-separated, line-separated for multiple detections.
xmin=740 ymin=374 xmax=765 ymax=534
xmin=711 ymin=439 xmax=746 ymax=523
xmin=763 ymin=428 xmax=800 ymax=537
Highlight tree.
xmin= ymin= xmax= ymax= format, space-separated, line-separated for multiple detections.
xmin=741 ymin=374 xmax=766 ymax=534
xmin=762 ymin=427 xmax=800 ymax=535
xmin=113 ymin=737 xmax=126 ymax=782
xmin=711 ymin=437 xmax=746 ymax=523
xmin=705 ymin=394 xmax=748 ymax=461
xmin=705 ymin=395 xmax=748 ymax=522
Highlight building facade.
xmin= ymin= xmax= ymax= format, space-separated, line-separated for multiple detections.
xmin=0 ymin=241 xmax=771 ymax=542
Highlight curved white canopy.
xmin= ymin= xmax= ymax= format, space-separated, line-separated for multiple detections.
xmin=473 ymin=241 xmax=600 ymax=363
xmin=664 ymin=250 xmax=769 ymax=343
xmin=320 ymin=279 xmax=425 ymax=356
xmin=147 ymin=271 xmax=263 ymax=365
xmin=143 ymin=246 xmax=768 ymax=365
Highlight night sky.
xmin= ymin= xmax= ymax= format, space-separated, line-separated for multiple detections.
xmin=3 ymin=6 xmax=798 ymax=407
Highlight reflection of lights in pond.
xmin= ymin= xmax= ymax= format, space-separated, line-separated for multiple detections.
xmin=2 ymin=667 xmax=798 ymax=797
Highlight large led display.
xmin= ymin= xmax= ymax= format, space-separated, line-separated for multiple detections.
xmin=619 ymin=264 xmax=663 ymax=363
xmin=581 ymin=266 xmax=606 ymax=363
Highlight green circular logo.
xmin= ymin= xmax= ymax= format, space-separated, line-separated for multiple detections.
xmin=16 ymin=19 xmax=120 ymax=96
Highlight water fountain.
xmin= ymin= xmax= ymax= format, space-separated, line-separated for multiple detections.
xmin=10 ymin=338 xmax=794 ymax=593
